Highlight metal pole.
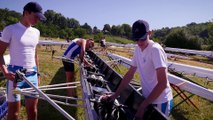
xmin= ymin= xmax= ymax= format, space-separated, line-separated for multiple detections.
xmin=16 ymin=70 xmax=75 ymax=120
xmin=22 ymin=82 xmax=80 ymax=91
xmin=24 ymin=86 xmax=78 ymax=92
xmin=17 ymin=91 xmax=84 ymax=108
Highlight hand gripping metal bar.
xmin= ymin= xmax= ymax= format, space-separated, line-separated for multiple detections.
xmin=15 ymin=69 xmax=75 ymax=120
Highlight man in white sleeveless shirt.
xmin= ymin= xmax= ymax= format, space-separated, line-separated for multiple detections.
xmin=0 ymin=2 xmax=46 ymax=120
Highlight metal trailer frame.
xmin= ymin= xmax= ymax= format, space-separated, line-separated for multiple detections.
xmin=80 ymin=63 xmax=98 ymax=120
xmin=15 ymin=70 xmax=76 ymax=120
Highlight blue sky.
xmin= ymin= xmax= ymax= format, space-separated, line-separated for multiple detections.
xmin=0 ymin=0 xmax=212 ymax=30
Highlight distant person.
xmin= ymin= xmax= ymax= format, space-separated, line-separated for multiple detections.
xmin=62 ymin=38 xmax=94 ymax=97
xmin=100 ymin=37 xmax=106 ymax=48
xmin=0 ymin=2 xmax=46 ymax=120
xmin=102 ymin=20 xmax=173 ymax=119
xmin=66 ymin=37 xmax=70 ymax=43
xmin=100 ymin=37 xmax=106 ymax=52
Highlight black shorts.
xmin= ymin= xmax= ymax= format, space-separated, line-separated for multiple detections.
xmin=62 ymin=60 xmax=74 ymax=72
xmin=100 ymin=44 xmax=106 ymax=47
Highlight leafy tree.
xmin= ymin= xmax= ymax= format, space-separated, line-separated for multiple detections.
xmin=185 ymin=22 xmax=209 ymax=43
xmin=0 ymin=8 xmax=21 ymax=30
xmin=94 ymin=32 xmax=104 ymax=43
xmin=103 ymin=24 xmax=111 ymax=34
xmin=64 ymin=27 xmax=74 ymax=39
xmin=152 ymin=27 xmax=170 ymax=42
xmin=73 ymin=28 xmax=86 ymax=38
xmin=165 ymin=29 xmax=201 ymax=50
xmin=58 ymin=29 xmax=67 ymax=38
xmin=67 ymin=18 xmax=80 ymax=29
xmin=6 ymin=16 xmax=19 ymax=25
xmin=120 ymin=24 xmax=131 ymax=38
xmin=44 ymin=10 xmax=56 ymax=24
xmin=111 ymin=25 xmax=118 ymax=35
xmin=111 ymin=25 xmax=123 ymax=36
xmin=92 ymin=26 xmax=100 ymax=34
xmin=207 ymin=22 xmax=213 ymax=50
xmin=82 ymin=23 xmax=92 ymax=34
xmin=52 ymin=13 xmax=66 ymax=28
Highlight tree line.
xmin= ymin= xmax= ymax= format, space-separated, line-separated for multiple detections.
xmin=0 ymin=8 xmax=212 ymax=50
xmin=152 ymin=22 xmax=213 ymax=50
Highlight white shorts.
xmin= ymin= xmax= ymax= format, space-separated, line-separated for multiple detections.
xmin=152 ymin=99 xmax=173 ymax=117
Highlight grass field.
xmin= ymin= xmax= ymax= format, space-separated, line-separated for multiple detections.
xmin=0 ymin=42 xmax=213 ymax=120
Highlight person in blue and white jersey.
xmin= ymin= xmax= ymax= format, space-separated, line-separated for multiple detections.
xmin=62 ymin=38 xmax=94 ymax=97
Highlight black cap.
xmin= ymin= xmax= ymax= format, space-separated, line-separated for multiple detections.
xmin=131 ymin=20 xmax=149 ymax=41
xmin=24 ymin=2 xmax=46 ymax=21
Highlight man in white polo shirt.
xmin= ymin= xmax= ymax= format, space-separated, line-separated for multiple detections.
xmin=102 ymin=20 xmax=173 ymax=119
xmin=0 ymin=2 xmax=46 ymax=120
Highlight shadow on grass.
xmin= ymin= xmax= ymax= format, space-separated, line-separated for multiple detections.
xmin=191 ymin=57 xmax=213 ymax=65
xmin=37 ymin=67 xmax=77 ymax=120
xmin=170 ymin=107 xmax=188 ymax=120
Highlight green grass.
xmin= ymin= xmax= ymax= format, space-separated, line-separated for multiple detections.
xmin=105 ymin=35 xmax=134 ymax=44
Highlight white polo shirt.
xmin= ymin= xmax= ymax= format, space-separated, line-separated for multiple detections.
xmin=1 ymin=22 xmax=39 ymax=69
xmin=131 ymin=40 xmax=173 ymax=104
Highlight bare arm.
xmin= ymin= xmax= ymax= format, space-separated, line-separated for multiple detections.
xmin=79 ymin=39 xmax=86 ymax=63
xmin=0 ymin=41 xmax=15 ymax=80
xmin=79 ymin=39 xmax=92 ymax=66
xmin=111 ymin=66 xmax=137 ymax=100
xmin=35 ymin=47 xmax=39 ymax=71
xmin=135 ymin=67 xmax=168 ymax=118
xmin=35 ymin=46 xmax=40 ymax=85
